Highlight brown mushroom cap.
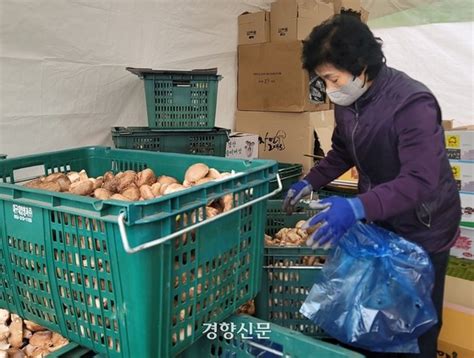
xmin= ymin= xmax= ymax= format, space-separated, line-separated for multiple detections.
xmin=195 ymin=177 xmax=213 ymax=186
xmin=7 ymin=348 xmax=25 ymax=358
xmin=78 ymin=170 xmax=89 ymax=181
xmin=51 ymin=332 xmax=68 ymax=350
xmin=207 ymin=168 xmax=221 ymax=179
xmin=110 ymin=194 xmax=132 ymax=201
xmin=43 ymin=173 xmax=66 ymax=183
xmin=24 ymin=320 xmax=46 ymax=332
xmin=139 ymin=185 xmax=155 ymax=200
xmin=121 ymin=185 xmax=140 ymax=201
xmin=8 ymin=315 xmax=23 ymax=349
xmin=0 ymin=309 xmax=9 ymax=325
xmin=94 ymin=188 xmax=112 ymax=200
xmin=163 ymin=183 xmax=186 ymax=195
xmin=66 ymin=171 xmax=80 ymax=183
xmin=29 ymin=331 xmax=52 ymax=348
xmin=136 ymin=168 xmax=157 ymax=187
xmin=159 ymin=183 xmax=170 ymax=195
xmin=184 ymin=163 xmax=209 ymax=183
xmin=157 ymin=176 xmax=178 ymax=186
xmin=151 ymin=182 xmax=162 ymax=197
xmin=69 ymin=180 xmax=94 ymax=196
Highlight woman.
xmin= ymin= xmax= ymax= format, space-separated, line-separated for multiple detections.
xmin=283 ymin=14 xmax=461 ymax=358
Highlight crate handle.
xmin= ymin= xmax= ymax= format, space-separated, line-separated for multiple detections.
xmin=262 ymin=265 xmax=323 ymax=270
xmin=245 ymin=340 xmax=284 ymax=356
xmin=117 ymin=174 xmax=283 ymax=254
xmin=172 ymin=80 xmax=191 ymax=87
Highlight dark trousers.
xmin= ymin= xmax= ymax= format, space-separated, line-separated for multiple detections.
xmin=345 ymin=250 xmax=450 ymax=358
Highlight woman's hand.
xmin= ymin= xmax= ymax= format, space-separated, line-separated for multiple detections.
xmin=303 ymin=196 xmax=365 ymax=249
xmin=282 ymin=180 xmax=313 ymax=214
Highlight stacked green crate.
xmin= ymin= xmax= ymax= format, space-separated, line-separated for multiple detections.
xmin=255 ymin=200 xmax=328 ymax=338
xmin=112 ymin=67 xmax=229 ymax=157
xmin=111 ymin=127 xmax=230 ymax=156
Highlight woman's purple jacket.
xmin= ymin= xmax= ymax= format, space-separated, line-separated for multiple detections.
xmin=305 ymin=65 xmax=461 ymax=253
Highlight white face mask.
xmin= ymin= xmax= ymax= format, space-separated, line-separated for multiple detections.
xmin=327 ymin=76 xmax=368 ymax=106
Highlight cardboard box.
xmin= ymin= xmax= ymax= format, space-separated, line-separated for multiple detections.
xmin=225 ymin=132 xmax=259 ymax=159
xmin=235 ymin=110 xmax=335 ymax=174
xmin=450 ymin=226 xmax=474 ymax=260
xmin=443 ymin=119 xmax=455 ymax=130
xmin=444 ymin=276 xmax=474 ymax=309
xmin=270 ymin=0 xmax=334 ymax=42
xmin=438 ymin=303 xmax=474 ymax=357
xmin=450 ymin=160 xmax=474 ymax=192
xmin=238 ymin=41 xmax=331 ymax=112
xmin=445 ymin=130 xmax=474 ymax=160
xmin=360 ymin=7 xmax=369 ymax=23
xmin=333 ymin=0 xmax=360 ymax=12
xmin=336 ymin=167 xmax=358 ymax=184
xmin=238 ymin=11 xmax=270 ymax=45
xmin=461 ymin=192 xmax=474 ymax=227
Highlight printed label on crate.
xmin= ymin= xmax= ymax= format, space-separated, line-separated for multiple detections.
xmin=12 ymin=204 xmax=33 ymax=223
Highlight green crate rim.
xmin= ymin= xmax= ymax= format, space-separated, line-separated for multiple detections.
xmin=179 ymin=314 xmax=363 ymax=357
xmin=111 ymin=127 xmax=230 ymax=156
xmin=0 ymin=146 xmax=276 ymax=226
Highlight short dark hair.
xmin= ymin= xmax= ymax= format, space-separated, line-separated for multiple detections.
xmin=302 ymin=14 xmax=385 ymax=81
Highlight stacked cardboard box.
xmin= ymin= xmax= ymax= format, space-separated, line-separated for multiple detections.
xmin=236 ymin=0 xmax=369 ymax=173
xmin=446 ymin=129 xmax=474 ymax=260
xmin=438 ymin=302 xmax=474 ymax=357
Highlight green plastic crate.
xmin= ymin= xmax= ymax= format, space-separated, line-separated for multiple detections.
xmin=447 ymin=256 xmax=474 ymax=281
xmin=111 ymin=127 xmax=230 ymax=156
xmin=0 ymin=146 xmax=279 ymax=357
xmin=127 ymin=67 xmax=221 ymax=130
xmin=178 ymin=314 xmax=362 ymax=357
xmin=255 ymin=200 xmax=328 ymax=338
xmin=270 ymin=163 xmax=303 ymax=199
xmin=265 ymin=200 xmax=317 ymax=237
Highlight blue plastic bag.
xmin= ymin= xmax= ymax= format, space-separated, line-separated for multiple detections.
xmin=300 ymin=222 xmax=437 ymax=353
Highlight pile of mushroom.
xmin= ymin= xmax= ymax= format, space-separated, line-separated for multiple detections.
xmin=23 ymin=164 xmax=233 ymax=206
xmin=0 ymin=310 xmax=68 ymax=357
xmin=264 ymin=220 xmax=321 ymax=247
xmin=264 ymin=220 xmax=325 ymax=267
xmin=236 ymin=300 xmax=256 ymax=316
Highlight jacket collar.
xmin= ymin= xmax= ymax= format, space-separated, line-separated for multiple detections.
xmin=353 ymin=64 xmax=389 ymax=109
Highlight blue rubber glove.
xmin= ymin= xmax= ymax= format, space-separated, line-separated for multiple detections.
xmin=302 ymin=196 xmax=365 ymax=249
xmin=282 ymin=179 xmax=313 ymax=214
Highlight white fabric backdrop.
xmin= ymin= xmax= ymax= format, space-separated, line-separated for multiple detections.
xmin=373 ymin=22 xmax=473 ymax=127
xmin=0 ymin=0 xmax=472 ymax=156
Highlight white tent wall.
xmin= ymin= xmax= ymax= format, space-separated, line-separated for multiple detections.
xmin=373 ymin=21 xmax=473 ymax=127
xmin=0 ymin=0 xmax=472 ymax=156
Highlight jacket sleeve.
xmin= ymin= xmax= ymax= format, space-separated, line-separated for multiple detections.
xmin=358 ymin=93 xmax=443 ymax=222
xmin=304 ymin=122 xmax=355 ymax=190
